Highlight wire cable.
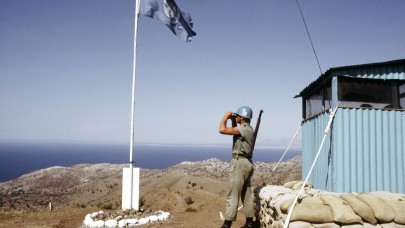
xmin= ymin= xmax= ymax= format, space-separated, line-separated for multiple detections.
xmin=295 ymin=0 xmax=323 ymax=75
xmin=295 ymin=0 xmax=331 ymax=108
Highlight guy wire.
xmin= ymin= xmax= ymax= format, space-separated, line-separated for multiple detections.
xmin=295 ymin=0 xmax=323 ymax=75
xmin=295 ymin=0 xmax=331 ymax=108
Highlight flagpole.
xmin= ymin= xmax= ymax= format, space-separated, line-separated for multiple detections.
xmin=123 ymin=0 xmax=195 ymax=210
xmin=128 ymin=0 xmax=141 ymax=210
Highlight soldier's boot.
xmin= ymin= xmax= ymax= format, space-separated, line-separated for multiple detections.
xmin=221 ymin=220 xmax=232 ymax=228
xmin=240 ymin=217 xmax=254 ymax=228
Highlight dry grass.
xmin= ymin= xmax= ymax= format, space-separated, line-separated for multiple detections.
xmin=0 ymin=207 xmax=94 ymax=228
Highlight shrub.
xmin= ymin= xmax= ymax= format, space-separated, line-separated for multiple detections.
xmin=102 ymin=202 xmax=113 ymax=210
xmin=97 ymin=202 xmax=113 ymax=210
xmin=139 ymin=196 xmax=145 ymax=208
xmin=185 ymin=196 xmax=194 ymax=205
xmin=76 ymin=203 xmax=86 ymax=208
xmin=185 ymin=207 xmax=196 ymax=213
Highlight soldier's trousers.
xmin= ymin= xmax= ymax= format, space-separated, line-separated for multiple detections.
xmin=224 ymin=157 xmax=254 ymax=221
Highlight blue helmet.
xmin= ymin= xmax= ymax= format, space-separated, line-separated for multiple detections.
xmin=235 ymin=106 xmax=253 ymax=119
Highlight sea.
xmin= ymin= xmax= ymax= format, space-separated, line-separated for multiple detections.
xmin=0 ymin=142 xmax=301 ymax=183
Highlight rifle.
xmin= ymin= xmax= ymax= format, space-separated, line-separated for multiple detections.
xmin=252 ymin=109 xmax=264 ymax=150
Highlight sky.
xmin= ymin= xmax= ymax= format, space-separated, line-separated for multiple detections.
xmin=1 ymin=0 xmax=405 ymax=147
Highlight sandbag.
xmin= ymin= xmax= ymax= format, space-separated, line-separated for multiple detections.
xmin=341 ymin=222 xmax=382 ymax=228
xmin=321 ymin=194 xmax=363 ymax=225
xmin=280 ymin=197 xmax=295 ymax=214
xmin=274 ymin=194 xmax=296 ymax=216
xmin=381 ymin=222 xmax=405 ymax=228
xmin=312 ymin=223 xmax=340 ymax=228
xmin=363 ymin=224 xmax=382 ymax=228
xmin=290 ymin=202 xmax=334 ymax=223
xmin=340 ymin=193 xmax=377 ymax=225
xmin=292 ymin=181 xmax=313 ymax=190
xmin=357 ymin=193 xmax=395 ymax=223
xmin=369 ymin=191 xmax=405 ymax=224
xmin=302 ymin=196 xmax=324 ymax=204
xmin=370 ymin=191 xmax=405 ymax=202
xmin=340 ymin=225 xmax=363 ymax=228
xmin=289 ymin=221 xmax=314 ymax=228
xmin=280 ymin=196 xmax=324 ymax=214
xmin=384 ymin=199 xmax=405 ymax=225
xmin=259 ymin=185 xmax=291 ymax=199
xmin=284 ymin=181 xmax=300 ymax=189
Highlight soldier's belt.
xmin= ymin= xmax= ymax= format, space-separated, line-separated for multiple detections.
xmin=232 ymin=154 xmax=252 ymax=160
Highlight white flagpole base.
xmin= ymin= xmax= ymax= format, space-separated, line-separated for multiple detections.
xmin=122 ymin=167 xmax=140 ymax=210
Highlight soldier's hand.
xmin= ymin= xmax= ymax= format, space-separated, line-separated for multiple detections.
xmin=224 ymin=112 xmax=233 ymax=120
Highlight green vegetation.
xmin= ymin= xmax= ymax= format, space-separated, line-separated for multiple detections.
xmin=97 ymin=202 xmax=113 ymax=210
xmin=139 ymin=195 xmax=145 ymax=208
xmin=185 ymin=196 xmax=194 ymax=205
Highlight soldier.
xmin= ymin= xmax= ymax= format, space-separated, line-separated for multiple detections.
xmin=219 ymin=106 xmax=255 ymax=228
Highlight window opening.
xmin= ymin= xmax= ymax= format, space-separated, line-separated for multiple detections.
xmin=338 ymin=77 xmax=403 ymax=109
xmin=305 ymin=81 xmax=331 ymax=118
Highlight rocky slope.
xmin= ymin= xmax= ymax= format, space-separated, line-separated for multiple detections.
xmin=0 ymin=156 xmax=301 ymax=227
xmin=0 ymin=156 xmax=301 ymax=210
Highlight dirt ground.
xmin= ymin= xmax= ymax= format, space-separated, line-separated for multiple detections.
xmin=0 ymin=207 xmax=94 ymax=228
xmin=0 ymin=206 xmax=252 ymax=228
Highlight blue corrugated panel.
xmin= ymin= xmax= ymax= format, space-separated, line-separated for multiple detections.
xmin=302 ymin=111 xmax=331 ymax=190
xmin=333 ymin=108 xmax=405 ymax=193
xmin=302 ymin=108 xmax=405 ymax=193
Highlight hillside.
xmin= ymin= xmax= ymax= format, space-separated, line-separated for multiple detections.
xmin=0 ymin=156 xmax=301 ymax=227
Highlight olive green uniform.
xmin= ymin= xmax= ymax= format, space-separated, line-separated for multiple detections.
xmin=224 ymin=123 xmax=255 ymax=221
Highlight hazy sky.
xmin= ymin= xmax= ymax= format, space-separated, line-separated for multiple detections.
xmin=1 ymin=0 xmax=405 ymax=146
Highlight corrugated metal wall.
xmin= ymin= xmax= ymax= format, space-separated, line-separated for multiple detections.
xmin=302 ymin=111 xmax=332 ymax=191
xmin=333 ymin=108 xmax=405 ymax=193
xmin=302 ymin=108 xmax=405 ymax=193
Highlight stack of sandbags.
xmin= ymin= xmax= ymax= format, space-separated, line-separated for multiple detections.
xmin=255 ymin=182 xmax=405 ymax=228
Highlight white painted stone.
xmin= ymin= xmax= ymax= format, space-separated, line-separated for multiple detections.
xmin=138 ymin=217 xmax=150 ymax=224
xmin=149 ymin=215 xmax=158 ymax=222
xmin=118 ymin=219 xmax=127 ymax=227
xmin=104 ymin=219 xmax=117 ymax=227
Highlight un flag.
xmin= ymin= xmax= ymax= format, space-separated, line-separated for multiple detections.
xmin=140 ymin=0 xmax=197 ymax=42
